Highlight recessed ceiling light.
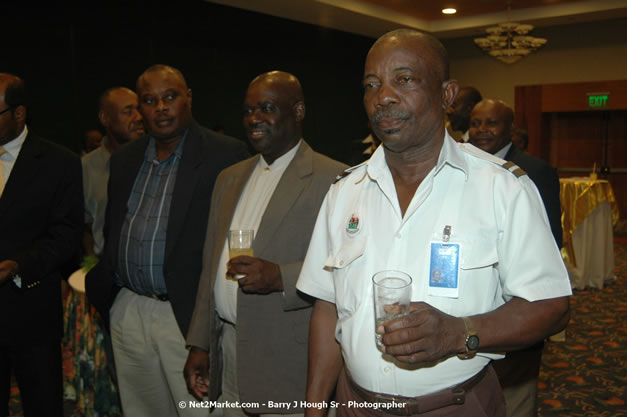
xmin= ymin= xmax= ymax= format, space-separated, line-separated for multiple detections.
xmin=442 ymin=8 xmax=457 ymax=15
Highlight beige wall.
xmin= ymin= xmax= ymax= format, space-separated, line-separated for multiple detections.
xmin=441 ymin=18 xmax=627 ymax=110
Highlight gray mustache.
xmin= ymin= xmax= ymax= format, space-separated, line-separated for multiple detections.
xmin=372 ymin=109 xmax=410 ymax=123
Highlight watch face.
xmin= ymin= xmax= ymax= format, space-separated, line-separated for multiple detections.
xmin=467 ymin=335 xmax=480 ymax=350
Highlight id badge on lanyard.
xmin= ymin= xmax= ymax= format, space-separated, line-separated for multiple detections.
xmin=428 ymin=225 xmax=461 ymax=298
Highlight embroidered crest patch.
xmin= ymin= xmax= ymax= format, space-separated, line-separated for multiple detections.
xmin=346 ymin=214 xmax=360 ymax=234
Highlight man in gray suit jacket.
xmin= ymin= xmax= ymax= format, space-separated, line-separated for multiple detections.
xmin=184 ymin=71 xmax=347 ymax=416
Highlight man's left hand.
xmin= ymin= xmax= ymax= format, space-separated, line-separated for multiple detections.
xmin=0 ymin=260 xmax=19 ymax=286
xmin=227 ymin=256 xmax=283 ymax=294
xmin=379 ymin=301 xmax=465 ymax=364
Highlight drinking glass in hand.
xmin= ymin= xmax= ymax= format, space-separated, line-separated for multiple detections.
xmin=372 ymin=270 xmax=412 ymax=351
xmin=228 ymin=230 xmax=254 ymax=279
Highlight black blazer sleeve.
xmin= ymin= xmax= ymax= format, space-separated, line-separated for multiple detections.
xmin=10 ymin=137 xmax=84 ymax=288
xmin=507 ymin=146 xmax=563 ymax=248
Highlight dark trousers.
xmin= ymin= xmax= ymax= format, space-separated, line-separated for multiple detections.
xmin=0 ymin=341 xmax=63 ymax=417
xmin=336 ymin=365 xmax=505 ymax=417
xmin=492 ymin=344 xmax=543 ymax=417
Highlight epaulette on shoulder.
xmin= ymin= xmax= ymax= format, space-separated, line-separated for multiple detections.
xmin=460 ymin=143 xmax=527 ymax=178
xmin=500 ymin=161 xmax=527 ymax=178
xmin=333 ymin=161 xmax=367 ymax=184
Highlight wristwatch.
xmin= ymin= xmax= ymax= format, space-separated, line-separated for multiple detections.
xmin=457 ymin=316 xmax=480 ymax=359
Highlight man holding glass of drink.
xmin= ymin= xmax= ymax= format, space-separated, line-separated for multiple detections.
xmin=184 ymin=71 xmax=346 ymax=416
xmin=296 ymin=30 xmax=571 ymax=417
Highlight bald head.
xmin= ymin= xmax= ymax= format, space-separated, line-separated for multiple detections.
xmin=371 ymin=29 xmax=449 ymax=84
xmin=362 ymin=29 xmax=458 ymax=153
xmin=468 ymin=99 xmax=514 ymax=155
xmin=249 ymin=71 xmax=304 ymax=104
xmin=0 ymin=73 xmax=26 ymax=109
xmin=0 ymin=73 xmax=27 ymax=145
xmin=243 ymin=71 xmax=305 ymax=164
xmin=136 ymin=64 xmax=192 ymax=141
xmin=99 ymin=87 xmax=136 ymax=112
xmin=137 ymin=64 xmax=188 ymax=92
xmin=474 ymin=99 xmax=514 ymax=127
xmin=98 ymin=87 xmax=144 ymax=147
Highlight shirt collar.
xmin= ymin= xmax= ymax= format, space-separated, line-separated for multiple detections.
xmin=364 ymin=141 xmax=387 ymax=182
xmin=145 ymin=129 xmax=188 ymax=163
xmin=259 ymin=139 xmax=302 ymax=171
xmin=100 ymin=136 xmax=112 ymax=164
xmin=365 ymin=130 xmax=468 ymax=182
xmin=494 ymin=142 xmax=513 ymax=160
xmin=434 ymin=130 xmax=469 ymax=180
xmin=2 ymin=125 xmax=28 ymax=158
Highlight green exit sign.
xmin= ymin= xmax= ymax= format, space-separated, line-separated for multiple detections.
xmin=587 ymin=92 xmax=610 ymax=108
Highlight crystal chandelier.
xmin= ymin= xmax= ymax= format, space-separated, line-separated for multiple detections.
xmin=473 ymin=3 xmax=547 ymax=64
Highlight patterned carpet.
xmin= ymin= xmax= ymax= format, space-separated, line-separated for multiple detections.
xmin=8 ymin=242 xmax=627 ymax=416
xmin=537 ymin=240 xmax=627 ymax=416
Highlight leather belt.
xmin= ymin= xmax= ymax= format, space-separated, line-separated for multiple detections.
xmin=141 ymin=293 xmax=169 ymax=301
xmin=123 ymin=286 xmax=169 ymax=301
xmin=347 ymin=365 xmax=489 ymax=415
xmin=150 ymin=293 xmax=169 ymax=301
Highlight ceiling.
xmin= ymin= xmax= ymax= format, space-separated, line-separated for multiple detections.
xmin=205 ymin=0 xmax=627 ymax=39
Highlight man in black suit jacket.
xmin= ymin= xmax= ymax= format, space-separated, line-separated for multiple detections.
xmin=86 ymin=65 xmax=248 ymax=417
xmin=469 ymin=99 xmax=563 ymax=417
xmin=0 ymin=73 xmax=83 ymax=417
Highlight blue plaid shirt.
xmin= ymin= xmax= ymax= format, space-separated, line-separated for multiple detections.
xmin=115 ymin=134 xmax=186 ymax=295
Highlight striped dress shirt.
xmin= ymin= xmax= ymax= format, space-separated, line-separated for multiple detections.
xmin=115 ymin=134 xmax=186 ymax=295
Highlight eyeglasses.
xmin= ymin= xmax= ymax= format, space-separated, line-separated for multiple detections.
xmin=0 ymin=107 xmax=13 ymax=116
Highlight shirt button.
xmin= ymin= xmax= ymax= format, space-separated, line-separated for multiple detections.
xmin=396 ymin=233 xmax=402 ymax=239
xmin=339 ymin=260 xmax=344 ymax=266
xmin=384 ymin=366 xmax=391 ymax=373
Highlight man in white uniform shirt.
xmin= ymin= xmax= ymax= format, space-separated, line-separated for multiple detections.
xmin=296 ymin=30 xmax=571 ymax=417
xmin=184 ymin=71 xmax=346 ymax=416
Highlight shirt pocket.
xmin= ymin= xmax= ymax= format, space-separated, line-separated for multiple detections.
xmin=324 ymin=235 xmax=368 ymax=270
xmin=459 ymin=236 xmax=498 ymax=270
xmin=449 ymin=236 xmax=502 ymax=316
xmin=324 ymin=235 xmax=368 ymax=318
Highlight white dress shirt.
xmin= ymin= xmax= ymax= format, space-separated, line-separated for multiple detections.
xmin=214 ymin=140 xmax=302 ymax=324
xmin=297 ymin=133 xmax=571 ymax=397
xmin=1 ymin=125 xmax=28 ymax=287
xmin=494 ymin=142 xmax=513 ymax=159
xmin=82 ymin=138 xmax=111 ymax=255
xmin=0 ymin=125 xmax=28 ymax=194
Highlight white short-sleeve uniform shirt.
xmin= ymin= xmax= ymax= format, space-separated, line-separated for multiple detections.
xmin=297 ymin=133 xmax=571 ymax=397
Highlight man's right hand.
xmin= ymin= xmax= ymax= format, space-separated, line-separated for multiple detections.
xmin=184 ymin=346 xmax=210 ymax=400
